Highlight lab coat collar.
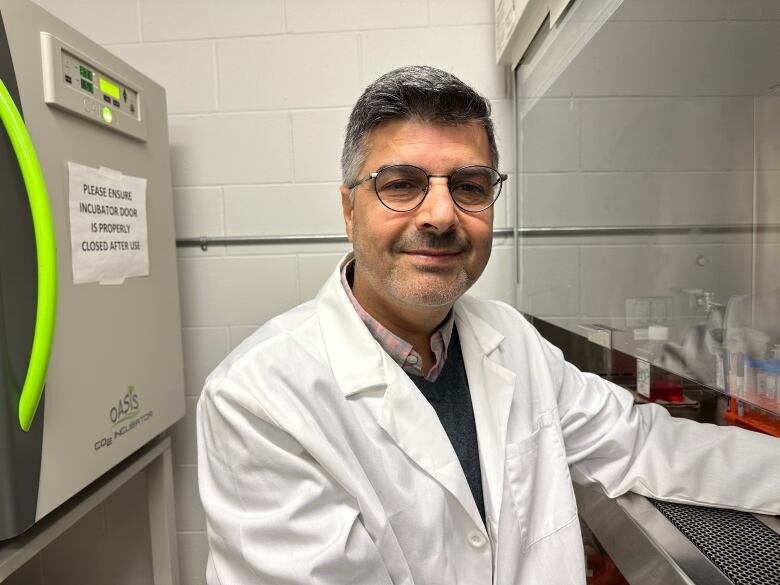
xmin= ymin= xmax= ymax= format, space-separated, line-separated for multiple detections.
xmin=316 ymin=253 xmax=389 ymax=397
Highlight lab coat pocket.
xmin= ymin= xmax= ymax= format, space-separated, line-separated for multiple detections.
xmin=505 ymin=420 xmax=578 ymax=551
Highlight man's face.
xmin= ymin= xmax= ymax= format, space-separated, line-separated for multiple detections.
xmin=340 ymin=118 xmax=494 ymax=317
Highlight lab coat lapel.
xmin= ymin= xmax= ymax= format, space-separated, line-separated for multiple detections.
xmin=455 ymin=300 xmax=516 ymax=529
xmin=317 ymin=255 xmax=486 ymax=531
xmin=377 ymin=349 xmax=486 ymax=531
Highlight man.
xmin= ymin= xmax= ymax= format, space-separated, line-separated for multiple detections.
xmin=197 ymin=66 xmax=780 ymax=584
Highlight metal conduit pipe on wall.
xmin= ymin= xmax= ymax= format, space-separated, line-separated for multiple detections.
xmin=176 ymin=225 xmax=779 ymax=251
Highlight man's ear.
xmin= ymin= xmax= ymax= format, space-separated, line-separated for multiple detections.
xmin=340 ymin=186 xmax=354 ymax=241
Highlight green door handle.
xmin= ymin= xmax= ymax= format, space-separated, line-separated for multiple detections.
xmin=0 ymin=78 xmax=57 ymax=432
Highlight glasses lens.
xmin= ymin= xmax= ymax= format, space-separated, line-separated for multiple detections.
xmin=374 ymin=165 xmax=428 ymax=211
xmin=449 ymin=166 xmax=501 ymax=210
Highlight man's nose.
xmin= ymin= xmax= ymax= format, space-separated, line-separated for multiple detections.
xmin=415 ymin=178 xmax=458 ymax=232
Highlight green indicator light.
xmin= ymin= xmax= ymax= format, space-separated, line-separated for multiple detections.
xmin=101 ymin=106 xmax=113 ymax=124
xmin=80 ymin=79 xmax=93 ymax=93
xmin=79 ymin=66 xmax=93 ymax=80
xmin=99 ymin=77 xmax=120 ymax=100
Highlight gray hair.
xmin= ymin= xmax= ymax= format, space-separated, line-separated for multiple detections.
xmin=341 ymin=66 xmax=498 ymax=198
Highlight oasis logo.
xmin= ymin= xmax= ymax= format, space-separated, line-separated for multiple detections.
xmin=111 ymin=385 xmax=140 ymax=427
xmin=95 ymin=386 xmax=153 ymax=451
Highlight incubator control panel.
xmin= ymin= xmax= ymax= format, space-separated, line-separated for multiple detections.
xmin=40 ymin=33 xmax=146 ymax=141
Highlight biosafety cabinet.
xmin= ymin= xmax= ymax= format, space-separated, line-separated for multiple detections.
xmin=0 ymin=0 xmax=184 ymax=540
xmin=506 ymin=0 xmax=780 ymax=582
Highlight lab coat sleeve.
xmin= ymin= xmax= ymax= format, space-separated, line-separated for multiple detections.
xmin=197 ymin=377 xmax=394 ymax=585
xmin=549 ymin=344 xmax=780 ymax=515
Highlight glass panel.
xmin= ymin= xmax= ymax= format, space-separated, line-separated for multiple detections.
xmin=514 ymin=0 xmax=780 ymax=424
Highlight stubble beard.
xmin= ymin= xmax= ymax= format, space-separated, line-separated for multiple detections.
xmin=352 ymin=221 xmax=477 ymax=308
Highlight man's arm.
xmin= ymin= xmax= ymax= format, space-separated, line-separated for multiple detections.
xmin=551 ymin=351 xmax=780 ymax=514
xmin=197 ymin=378 xmax=394 ymax=585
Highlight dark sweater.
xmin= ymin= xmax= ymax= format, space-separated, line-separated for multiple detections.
xmin=408 ymin=327 xmax=486 ymax=527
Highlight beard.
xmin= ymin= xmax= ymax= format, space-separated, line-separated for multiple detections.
xmin=352 ymin=221 xmax=483 ymax=308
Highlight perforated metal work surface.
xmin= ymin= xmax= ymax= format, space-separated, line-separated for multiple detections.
xmin=650 ymin=500 xmax=780 ymax=585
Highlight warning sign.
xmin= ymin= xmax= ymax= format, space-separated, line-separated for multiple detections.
xmin=68 ymin=162 xmax=149 ymax=285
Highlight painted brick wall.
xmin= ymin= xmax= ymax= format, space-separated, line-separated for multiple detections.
xmin=7 ymin=1 xmax=513 ymax=584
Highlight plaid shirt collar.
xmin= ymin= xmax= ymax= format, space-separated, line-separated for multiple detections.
xmin=341 ymin=259 xmax=454 ymax=382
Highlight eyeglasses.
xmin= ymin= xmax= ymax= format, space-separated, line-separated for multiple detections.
xmin=350 ymin=164 xmax=507 ymax=213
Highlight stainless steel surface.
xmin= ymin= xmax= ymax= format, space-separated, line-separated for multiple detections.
xmin=650 ymin=499 xmax=780 ymax=585
xmin=175 ymin=224 xmax=780 ymax=250
xmin=575 ymin=485 xmax=732 ymax=585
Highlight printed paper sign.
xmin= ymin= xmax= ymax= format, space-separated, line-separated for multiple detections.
xmin=68 ymin=162 xmax=149 ymax=285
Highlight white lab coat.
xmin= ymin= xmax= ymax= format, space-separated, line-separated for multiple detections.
xmin=197 ymin=254 xmax=780 ymax=585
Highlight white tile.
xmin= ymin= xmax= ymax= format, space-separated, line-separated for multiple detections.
xmin=611 ymin=0 xmax=728 ymax=21
xmin=168 ymin=113 xmax=291 ymax=186
xmin=648 ymin=244 xmax=752 ymax=312
xmin=646 ymin=22 xmax=758 ymax=97
xmin=492 ymin=184 xmax=511 ymax=230
xmin=580 ymin=98 xmax=754 ymax=172
xmin=753 ymin=23 xmax=780 ymax=96
xmin=468 ymin=246 xmax=515 ymax=304
xmin=141 ymin=0 xmax=284 ymax=41
xmin=286 ymin=0 xmax=427 ymax=32
xmin=181 ymin=328 xmax=230 ymax=396
xmin=229 ymin=325 xmax=260 ymax=349
xmin=757 ymin=171 xmax=780 ymax=222
xmin=177 ymin=256 xmax=299 ymax=327
xmin=224 ymin=184 xmax=344 ymax=236
xmin=727 ymin=0 xmax=780 ymax=19
xmin=517 ymin=246 xmax=580 ymax=316
xmin=546 ymin=22 xmax=653 ymax=98
xmin=292 ymin=109 xmax=352 ymax=182
xmin=177 ymin=243 xmax=226 ymax=259
xmin=174 ymin=465 xmax=206 ymax=531
xmin=522 ymin=171 xmax=754 ymax=228
xmin=218 ymin=35 xmax=362 ymax=110
xmin=521 ymin=173 xmax=652 ymax=227
xmin=297 ymin=253 xmax=344 ymax=300
xmin=173 ymin=188 xmax=224 ymax=239
xmin=757 ymin=96 xmax=780 ymax=170
xmin=648 ymin=172 xmax=754 ymax=225
xmin=754 ymin=244 xmax=780 ymax=292
xmin=171 ymin=397 xmax=199 ymax=464
xmin=108 ymin=42 xmax=217 ymax=114
xmin=491 ymin=99 xmax=515 ymax=178
xmin=361 ymin=25 xmax=507 ymax=100
xmin=177 ymin=533 xmax=210 ymax=585
xmin=579 ymin=243 xmax=753 ymax=322
xmin=32 ymin=0 xmax=140 ymax=44
xmin=579 ymin=245 xmax=654 ymax=318
xmin=429 ymin=0 xmax=494 ymax=25
xmin=519 ymin=98 xmax=580 ymax=172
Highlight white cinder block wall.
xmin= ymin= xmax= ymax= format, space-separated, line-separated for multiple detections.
xmin=9 ymin=1 xmax=514 ymax=584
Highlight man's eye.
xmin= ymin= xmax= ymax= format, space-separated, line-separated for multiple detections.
xmin=382 ymin=180 xmax=419 ymax=191
xmin=453 ymin=182 xmax=486 ymax=194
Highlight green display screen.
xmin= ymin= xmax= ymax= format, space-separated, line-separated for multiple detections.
xmin=99 ymin=77 xmax=120 ymax=100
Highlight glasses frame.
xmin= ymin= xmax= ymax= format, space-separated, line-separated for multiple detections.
xmin=350 ymin=164 xmax=508 ymax=213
